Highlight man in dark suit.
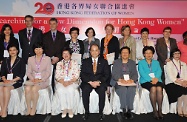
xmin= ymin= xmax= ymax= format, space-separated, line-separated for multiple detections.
xmin=18 ymin=15 xmax=43 ymax=63
xmin=156 ymin=26 xmax=178 ymax=84
xmin=43 ymin=18 xmax=66 ymax=92
xmin=81 ymin=44 xmax=110 ymax=121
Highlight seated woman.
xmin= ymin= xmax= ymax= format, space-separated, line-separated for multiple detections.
xmin=111 ymin=46 xmax=138 ymax=119
xmin=24 ymin=42 xmax=51 ymax=116
xmin=0 ymin=44 xmax=26 ymax=118
xmin=165 ymin=48 xmax=187 ymax=117
xmin=55 ymin=47 xmax=80 ymax=118
xmin=138 ymin=46 xmax=164 ymax=120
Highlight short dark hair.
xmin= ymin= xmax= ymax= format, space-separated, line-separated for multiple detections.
xmin=7 ymin=44 xmax=19 ymax=55
xmin=49 ymin=18 xmax=58 ymax=23
xmin=25 ymin=15 xmax=34 ymax=20
xmin=182 ymin=31 xmax=187 ymax=39
xmin=69 ymin=27 xmax=79 ymax=35
xmin=121 ymin=25 xmax=131 ymax=36
xmin=141 ymin=27 xmax=149 ymax=34
xmin=90 ymin=44 xmax=100 ymax=51
xmin=105 ymin=24 xmax=114 ymax=31
xmin=32 ymin=42 xmax=44 ymax=54
xmin=62 ymin=47 xmax=73 ymax=55
xmin=163 ymin=26 xmax=172 ymax=33
xmin=120 ymin=46 xmax=131 ymax=54
xmin=85 ymin=27 xmax=96 ymax=37
xmin=0 ymin=24 xmax=14 ymax=40
xmin=170 ymin=48 xmax=181 ymax=58
xmin=143 ymin=46 xmax=155 ymax=55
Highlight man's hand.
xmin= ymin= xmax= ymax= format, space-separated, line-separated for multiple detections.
xmin=51 ymin=57 xmax=59 ymax=64
xmin=165 ymin=59 xmax=171 ymax=63
xmin=89 ymin=81 xmax=97 ymax=88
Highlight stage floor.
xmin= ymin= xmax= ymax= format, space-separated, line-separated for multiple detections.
xmin=0 ymin=113 xmax=187 ymax=122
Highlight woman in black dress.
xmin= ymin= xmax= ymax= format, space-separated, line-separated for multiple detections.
xmin=0 ymin=44 xmax=26 ymax=118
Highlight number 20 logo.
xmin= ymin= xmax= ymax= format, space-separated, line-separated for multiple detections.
xmin=35 ymin=2 xmax=54 ymax=15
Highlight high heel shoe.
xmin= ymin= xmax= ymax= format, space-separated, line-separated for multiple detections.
xmin=178 ymin=107 xmax=184 ymax=117
xmin=61 ymin=110 xmax=67 ymax=118
xmin=153 ymin=111 xmax=159 ymax=120
xmin=158 ymin=111 xmax=164 ymax=120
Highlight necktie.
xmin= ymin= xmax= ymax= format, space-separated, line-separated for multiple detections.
xmin=93 ymin=59 xmax=97 ymax=74
xmin=28 ymin=30 xmax=31 ymax=41
xmin=52 ymin=32 xmax=56 ymax=41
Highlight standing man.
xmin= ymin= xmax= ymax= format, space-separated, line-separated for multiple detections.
xmin=18 ymin=15 xmax=43 ymax=63
xmin=81 ymin=44 xmax=110 ymax=121
xmin=156 ymin=26 xmax=178 ymax=84
xmin=43 ymin=18 xmax=66 ymax=91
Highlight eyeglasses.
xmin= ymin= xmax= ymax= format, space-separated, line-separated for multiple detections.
xmin=173 ymin=52 xmax=180 ymax=55
xmin=164 ymin=30 xmax=171 ymax=33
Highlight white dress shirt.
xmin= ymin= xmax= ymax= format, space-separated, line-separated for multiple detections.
xmin=27 ymin=27 xmax=33 ymax=37
xmin=92 ymin=57 xmax=98 ymax=64
xmin=136 ymin=40 xmax=155 ymax=63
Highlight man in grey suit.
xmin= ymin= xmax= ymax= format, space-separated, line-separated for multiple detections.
xmin=18 ymin=15 xmax=43 ymax=63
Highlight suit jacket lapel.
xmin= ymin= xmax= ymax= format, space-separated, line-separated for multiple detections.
xmin=11 ymin=57 xmax=20 ymax=69
xmin=54 ymin=31 xmax=59 ymax=42
xmin=48 ymin=31 xmax=54 ymax=43
xmin=89 ymin=58 xmax=94 ymax=74
xmin=24 ymin=29 xmax=29 ymax=42
xmin=30 ymin=28 xmax=36 ymax=46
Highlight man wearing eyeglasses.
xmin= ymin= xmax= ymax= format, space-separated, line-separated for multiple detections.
xmin=18 ymin=15 xmax=43 ymax=64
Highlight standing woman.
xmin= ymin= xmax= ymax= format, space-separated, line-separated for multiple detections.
xmin=138 ymin=46 xmax=164 ymax=120
xmin=177 ymin=31 xmax=187 ymax=64
xmin=156 ymin=27 xmax=178 ymax=84
xmin=65 ymin=27 xmax=84 ymax=56
xmin=0 ymin=44 xmax=25 ymax=118
xmin=24 ymin=42 xmax=51 ymax=116
xmin=0 ymin=24 xmax=19 ymax=64
xmin=100 ymin=24 xmax=119 ymax=60
xmin=136 ymin=27 xmax=155 ymax=63
xmin=83 ymin=27 xmax=100 ymax=59
xmin=119 ymin=25 xmax=136 ymax=61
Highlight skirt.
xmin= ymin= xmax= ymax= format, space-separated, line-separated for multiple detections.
xmin=165 ymin=83 xmax=187 ymax=103
xmin=141 ymin=82 xmax=164 ymax=91
xmin=0 ymin=80 xmax=23 ymax=89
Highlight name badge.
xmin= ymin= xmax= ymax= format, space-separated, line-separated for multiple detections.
xmin=64 ymin=76 xmax=70 ymax=82
xmin=149 ymin=73 xmax=155 ymax=78
xmin=35 ymin=73 xmax=41 ymax=79
xmin=7 ymin=74 xmax=13 ymax=80
xmin=123 ymin=74 xmax=130 ymax=80
xmin=4 ymin=50 xmax=9 ymax=57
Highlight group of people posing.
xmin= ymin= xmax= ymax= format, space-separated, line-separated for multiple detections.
xmin=0 ymin=15 xmax=187 ymax=121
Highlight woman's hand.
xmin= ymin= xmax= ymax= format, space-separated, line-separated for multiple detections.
xmin=3 ymin=80 xmax=11 ymax=83
xmin=32 ymin=79 xmax=42 ymax=83
xmin=151 ymin=78 xmax=158 ymax=84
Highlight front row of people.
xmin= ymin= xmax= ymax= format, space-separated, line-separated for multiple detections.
xmin=0 ymin=42 xmax=187 ymax=120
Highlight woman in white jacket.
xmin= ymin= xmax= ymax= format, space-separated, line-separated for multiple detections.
xmin=165 ymin=48 xmax=187 ymax=117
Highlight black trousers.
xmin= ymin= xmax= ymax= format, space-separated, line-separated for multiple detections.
xmin=81 ymin=84 xmax=106 ymax=114
xmin=52 ymin=63 xmax=57 ymax=93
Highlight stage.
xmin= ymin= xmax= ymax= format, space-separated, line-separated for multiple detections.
xmin=0 ymin=113 xmax=186 ymax=122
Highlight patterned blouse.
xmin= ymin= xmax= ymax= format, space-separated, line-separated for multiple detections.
xmin=69 ymin=40 xmax=80 ymax=54
xmin=55 ymin=59 xmax=80 ymax=81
